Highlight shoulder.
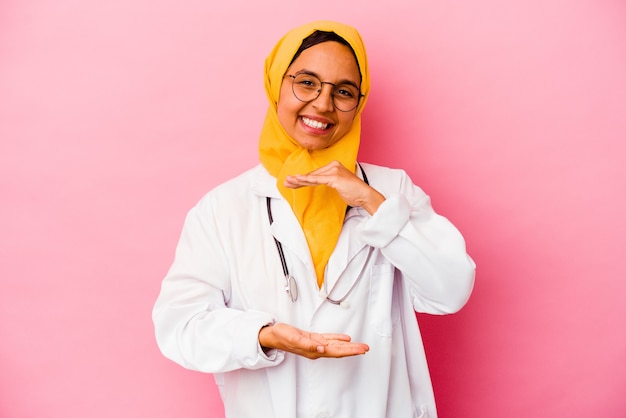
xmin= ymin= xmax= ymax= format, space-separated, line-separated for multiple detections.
xmin=359 ymin=162 xmax=408 ymax=179
xmin=358 ymin=162 xmax=419 ymax=192
xmin=194 ymin=165 xmax=270 ymax=213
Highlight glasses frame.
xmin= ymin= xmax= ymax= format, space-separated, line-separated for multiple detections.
xmin=284 ymin=73 xmax=363 ymax=112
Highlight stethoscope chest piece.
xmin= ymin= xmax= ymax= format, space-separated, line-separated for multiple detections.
xmin=285 ymin=274 xmax=298 ymax=302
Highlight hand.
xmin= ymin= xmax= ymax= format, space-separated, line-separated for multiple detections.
xmin=284 ymin=161 xmax=385 ymax=215
xmin=258 ymin=322 xmax=369 ymax=359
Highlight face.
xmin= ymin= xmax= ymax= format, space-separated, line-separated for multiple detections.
xmin=277 ymin=41 xmax=361 ymax=151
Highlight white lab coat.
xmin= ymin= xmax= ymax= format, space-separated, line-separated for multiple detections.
xmin=153 ymin=163 xmax=475 ymax=418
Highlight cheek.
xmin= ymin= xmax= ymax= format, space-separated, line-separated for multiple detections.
xmin=276 ymin=105 xmax=293 ymax=133
xmin=336 ymin=113 xmax=357 ymax=134
xmin=277 ymin=86 xmax=296 ymax=124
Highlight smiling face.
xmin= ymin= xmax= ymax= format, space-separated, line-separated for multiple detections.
xmin=277 ymin=41 xmax=361 ymax=151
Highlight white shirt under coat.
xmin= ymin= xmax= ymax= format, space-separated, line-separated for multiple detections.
xmin=153 ymin=163 xmax=475 ymax=418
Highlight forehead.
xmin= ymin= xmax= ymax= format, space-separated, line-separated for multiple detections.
xmin=288 ymin=41 xmax=360 ymax=82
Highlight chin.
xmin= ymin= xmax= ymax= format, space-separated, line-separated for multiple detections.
xmin=300 ymin=136 xmax=340 ymax=151
xmin=294 ymin=138 xmax=327 ymax=151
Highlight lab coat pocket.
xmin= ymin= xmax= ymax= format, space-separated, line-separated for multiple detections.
xmin=368 ymin=263 xmax=396 ymax=337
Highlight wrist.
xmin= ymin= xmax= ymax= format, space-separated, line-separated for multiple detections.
xmin=259 ymin=323 xmax=274 ymax=352
xmin=360 ymin=189 xmax=385 ymax=215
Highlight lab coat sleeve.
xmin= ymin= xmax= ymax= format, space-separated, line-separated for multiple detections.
xmin=358 ymin=168 xmax=475 ymax=314
xmin=152 ymin=199 xmax=284 ymax=373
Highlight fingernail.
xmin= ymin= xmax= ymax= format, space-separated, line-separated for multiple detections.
xmin=316 ymin=346 xmax=325 ymax=353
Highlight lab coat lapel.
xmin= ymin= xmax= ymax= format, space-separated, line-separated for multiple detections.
xmin=324 ymin=207 xmax=369 ymax=292
xmin=324 ymin=163 xmax=370 ymax=289
xmin=251 ymin=165 xmax=315 ymax=269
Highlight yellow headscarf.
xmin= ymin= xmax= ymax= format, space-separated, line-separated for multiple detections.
xmin=258 ymin=21 xmax=370 ymax=287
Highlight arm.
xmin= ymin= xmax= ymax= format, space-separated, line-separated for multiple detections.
xmin=152 ymin=201 xmax=282 ymax=373
xmin=360 ymin=186 xmax=475 ymax=314
xmin=285 ymin=162 xmax=475 ymax=314
xmin=153 ymin=196 xmax=369 ymax=371
xmin=258 ymin=323 xmax=369 ymax=359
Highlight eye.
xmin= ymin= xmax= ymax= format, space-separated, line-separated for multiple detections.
xmin=334 ymin=85 xmax=358 ymax=98
xmin=294 ymin=74 xmax=320 ymax=90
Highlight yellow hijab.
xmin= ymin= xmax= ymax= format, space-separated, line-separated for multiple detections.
xmin=258 ymin=21 xmax=370 ymax=287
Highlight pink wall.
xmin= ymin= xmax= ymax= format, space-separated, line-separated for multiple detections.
xmin=1 ymin=0 xmax=625 ymax=417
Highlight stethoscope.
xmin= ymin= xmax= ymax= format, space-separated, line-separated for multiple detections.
xmin=265 ymin=164 xmax=370 ymax=308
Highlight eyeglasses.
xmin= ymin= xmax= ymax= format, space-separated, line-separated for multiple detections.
xmin=285 ymin=72 xmax=362 ymax=112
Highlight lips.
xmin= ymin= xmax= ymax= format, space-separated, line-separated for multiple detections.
xmin=301 ymin=116 xmax=332 ymax=130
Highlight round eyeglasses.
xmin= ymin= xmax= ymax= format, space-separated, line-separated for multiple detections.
xmin=285 ymin=73 xmax=362 ymax=112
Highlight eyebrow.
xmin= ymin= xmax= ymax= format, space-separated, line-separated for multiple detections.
xmin=294 ymin=69 xmax=361 ymax=89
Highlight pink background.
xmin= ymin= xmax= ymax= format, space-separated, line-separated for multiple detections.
xmin=1 ymin=0 xmax=625 ymax=417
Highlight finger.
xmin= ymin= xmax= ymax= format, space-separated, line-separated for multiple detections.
xmin=288 ymin=161 xmax=344 ymax=182
xmin=322 ymin=342 xmax=370 ymax=358
xmin=283 ymin=175 xmax=302 ymax=189
xmin=320 ymin=333 xmax=352 ymax=342
xmin=295 ymin=173 xmax=326 ymax=183
xmin=315 ymin=160 xmax=345 ymax=173
xmin=306 ymin=165 xmax=336 ymax=176
xmin=284 ymin=174 xmax=326 ymax=188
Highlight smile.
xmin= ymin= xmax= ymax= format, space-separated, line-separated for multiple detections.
xmin=301 ymin=116 xmax=331 ymax=130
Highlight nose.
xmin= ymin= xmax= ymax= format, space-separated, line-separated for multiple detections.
xmin=311 ymin=83 xmax=335 ymax=112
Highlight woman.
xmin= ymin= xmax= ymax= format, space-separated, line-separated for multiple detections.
xmin=153 ymin=20 xmax=475 ymax=418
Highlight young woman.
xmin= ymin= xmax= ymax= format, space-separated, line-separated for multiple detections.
xmin=153 ymin=20 xmax=475 ymax=418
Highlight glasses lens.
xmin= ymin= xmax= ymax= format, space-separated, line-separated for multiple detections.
xmin=292 ymin=73 xmax=321 ymax=103
xmin=291 ymin=74 xmax=360 ymax=112
xmin=333 ymin=84 xmax=360 ymax=112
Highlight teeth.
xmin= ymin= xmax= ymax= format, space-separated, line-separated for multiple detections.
xmin=302 ymin=117 xmax=330 ymax=130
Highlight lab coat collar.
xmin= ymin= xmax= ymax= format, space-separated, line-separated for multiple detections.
xmin=251 ymin=164 xmax=313 ymax=273
xmin=250 ymin=164 xmax=282 ymax=199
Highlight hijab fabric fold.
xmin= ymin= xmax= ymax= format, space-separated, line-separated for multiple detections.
xmin=259 ymin=21 xmax=370 ymax=287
